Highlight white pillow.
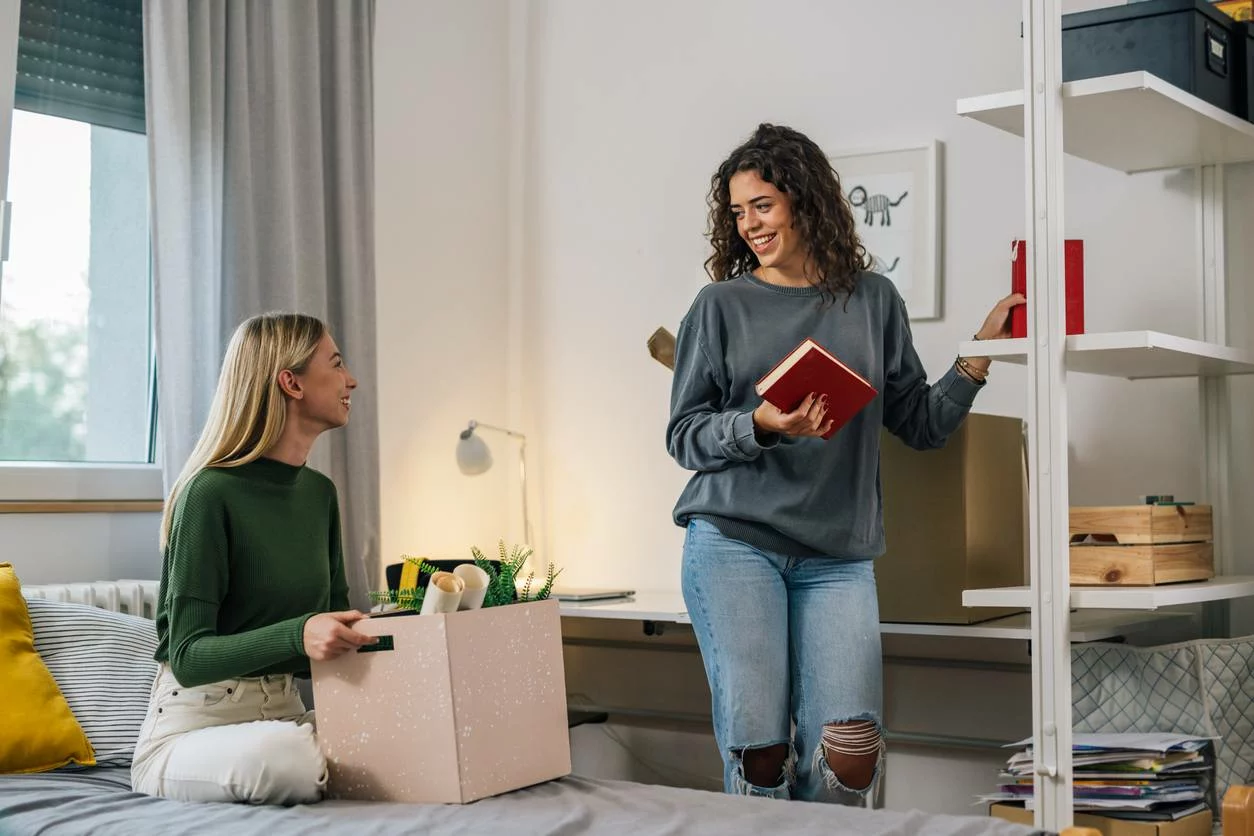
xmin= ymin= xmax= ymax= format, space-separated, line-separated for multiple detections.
xmin=25 ymin=597 xmax=158 ymax=767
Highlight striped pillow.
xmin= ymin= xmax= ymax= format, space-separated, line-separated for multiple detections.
xmin=25 ymin=597 xmax=158 ymax=767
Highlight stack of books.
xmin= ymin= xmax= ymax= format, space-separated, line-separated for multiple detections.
xmin=981 ymin=732 xmax=1214 ymax=822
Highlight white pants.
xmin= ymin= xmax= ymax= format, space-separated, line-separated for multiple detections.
xmin=131 ymin=663 xmax=327 ymax=805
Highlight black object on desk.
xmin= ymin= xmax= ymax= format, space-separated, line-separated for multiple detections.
xmin=385 ymin=559 xmax=503 ymax=593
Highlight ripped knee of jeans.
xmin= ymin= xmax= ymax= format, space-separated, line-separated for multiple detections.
xmin=730 ymin=742 xmax=794 ymax=796
xmin=815 ymin=717 xmax=884 ymax=795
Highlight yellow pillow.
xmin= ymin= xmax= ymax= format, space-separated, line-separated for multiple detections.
xmin=0 ymin=563 xmax=96 ymax=773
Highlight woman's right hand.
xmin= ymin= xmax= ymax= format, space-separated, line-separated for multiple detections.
xmin=752 ymin=392 xmax=834 ymax=439
xmin=303 ymin=610 xmax=378 ymax=661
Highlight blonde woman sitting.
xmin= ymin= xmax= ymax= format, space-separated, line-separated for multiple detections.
xmin=131 ymin=312 xmax=376 ymax=805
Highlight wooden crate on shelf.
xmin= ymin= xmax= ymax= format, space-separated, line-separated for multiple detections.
xmin=1069 ymin=505 xmax=1213 ymax=586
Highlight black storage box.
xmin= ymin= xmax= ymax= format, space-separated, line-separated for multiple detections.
xmin=1060 ymin=0 xmax=1237 ymax=116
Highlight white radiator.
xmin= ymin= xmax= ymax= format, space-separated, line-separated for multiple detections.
xmin=22 ymin=579 xmax=160 ymax=620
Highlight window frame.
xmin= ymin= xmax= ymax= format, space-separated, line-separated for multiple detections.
xmin=0 ymin=0 xmax=161 ymax=499
xmin=0 ymin=461 xmax=162 ymax=501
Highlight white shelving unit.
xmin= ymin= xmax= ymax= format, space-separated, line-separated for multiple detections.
xmin=955 ymin=4 xmax=1251 ymax=830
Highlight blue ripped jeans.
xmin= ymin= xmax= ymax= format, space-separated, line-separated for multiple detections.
xmin=682 ymin=518 xmax=884 ymax=803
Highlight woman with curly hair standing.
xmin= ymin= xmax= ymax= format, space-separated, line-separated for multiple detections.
xmin=666 ymin=123 xmax=1022 ymax=804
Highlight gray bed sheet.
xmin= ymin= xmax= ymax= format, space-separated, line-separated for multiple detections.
xmin=0 ymin=768 xmax=1043 ymax=836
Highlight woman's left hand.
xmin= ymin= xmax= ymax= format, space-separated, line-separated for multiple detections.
xmin=973 ymin=293 xmax=1026 ymax=341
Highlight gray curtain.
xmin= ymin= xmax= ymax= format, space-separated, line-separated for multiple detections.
xmin=143 ymin=0 xmax=379 ymax=607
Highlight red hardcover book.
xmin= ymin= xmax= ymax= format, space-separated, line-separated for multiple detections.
xmin=1010 ymin=239 xmax=1085 ymax=339
xmin=754 ymin=338 xmax=878 ymax=440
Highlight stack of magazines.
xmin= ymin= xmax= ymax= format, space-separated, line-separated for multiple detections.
xmin=980 ymin=732 xmax=1214 ymax=822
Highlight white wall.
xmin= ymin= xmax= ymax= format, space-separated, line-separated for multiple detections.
xmin=373 ymin=0 xmax=515 ymax=570
xmin=0 ymin=513 xmax=160 ymax=586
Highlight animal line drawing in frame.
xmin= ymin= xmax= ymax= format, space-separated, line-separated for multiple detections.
xmin=829 ymin=141 xmax=942 ymax=320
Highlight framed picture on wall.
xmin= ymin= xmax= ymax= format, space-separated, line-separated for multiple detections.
xmin=828 ymin=141 xmax=942 ymax=321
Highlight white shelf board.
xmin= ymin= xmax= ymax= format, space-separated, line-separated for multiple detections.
xmin=880 ymin=610 xmax=1183 ymax=642
xmin=958 ymin=330 xmax=1254 ymax=380
xmin=957 ymin=71 xmax=1254 ymax=173
xmin=963 ymin=575 xmax=1254 ymax=611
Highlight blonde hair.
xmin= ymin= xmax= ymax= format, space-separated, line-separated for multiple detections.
xmin=160 ymin=312 xmax=327 ymax=551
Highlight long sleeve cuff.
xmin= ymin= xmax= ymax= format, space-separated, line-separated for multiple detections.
xmin=936 ymin=364 xmax=982 ymax=409
xmin=731 ymin=410 xmax=779 ymax=458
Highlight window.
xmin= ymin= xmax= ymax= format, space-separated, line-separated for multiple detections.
xmin=0 ymin=0 xmax=153 ymax=464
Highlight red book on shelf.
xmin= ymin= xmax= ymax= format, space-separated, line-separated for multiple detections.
xmin=754 ymin=338 xmax=878 ymax=440
xmin=1010 ymin=239 xmax=1085 ymax=339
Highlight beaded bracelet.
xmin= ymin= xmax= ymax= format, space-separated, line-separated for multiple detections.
xmin=955 ymin=355 xmax=988 ymax=384
xmin=956 ymin=333 xmax=989 ymax=384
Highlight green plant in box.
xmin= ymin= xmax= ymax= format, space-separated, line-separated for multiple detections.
xmin=472 ymin=540 xmax=560 ymax=606
xmin=368 ymin=544 xmax=559 ymax=613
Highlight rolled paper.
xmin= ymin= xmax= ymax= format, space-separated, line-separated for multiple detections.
xmin=453 ymin=563 xmax=490 ymax=611
xmin=420 ymin=571 xmax=464 ymax=615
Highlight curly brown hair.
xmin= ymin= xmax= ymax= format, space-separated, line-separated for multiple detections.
xmin=704 ymin=123 xmax=870 ymax=304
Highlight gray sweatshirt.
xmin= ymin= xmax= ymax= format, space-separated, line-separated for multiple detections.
xmin=666 ymin=271 xmax=982 ymax=558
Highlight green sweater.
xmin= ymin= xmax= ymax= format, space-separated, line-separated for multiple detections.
xmin=154 ymin=457 xmax=350 ymax=687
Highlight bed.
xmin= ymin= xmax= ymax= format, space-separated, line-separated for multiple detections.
xmin=0 ymin=586 xmax=1194 ymax=836
xmin=0 ymin=765 xmax=1052 ymax=836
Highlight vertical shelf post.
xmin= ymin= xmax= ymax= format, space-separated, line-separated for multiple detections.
xmin=1023 ymin=0 xmax=1074 ymax=829
xmin=1197 ymin=164 xmax=1232 ymax=638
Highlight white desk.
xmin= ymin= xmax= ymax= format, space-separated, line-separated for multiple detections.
xmin=557 ymin=592 xmax=1181 ymax=641
xmin=558 ymin=592 xmax=689 ymax=624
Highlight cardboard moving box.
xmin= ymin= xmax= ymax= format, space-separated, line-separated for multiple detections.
xmin=311 ymin=598 xmax=571 ymax=804
xmin=877 ymin=413 xmax=1028 ymax=624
